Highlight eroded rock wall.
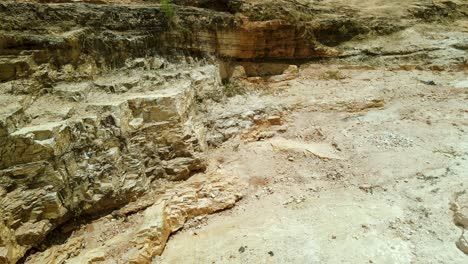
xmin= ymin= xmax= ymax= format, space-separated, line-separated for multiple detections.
xmin=1 ymin=0 xmax=467 ymax=263
xmin=0 ymin=59 xmax=223 ymax=263
xmin=0 ymin=1 xmax=322 ymax=84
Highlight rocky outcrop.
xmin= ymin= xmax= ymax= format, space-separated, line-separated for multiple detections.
xmin=24 ymin=172 xmax=242 ymax=264
xmin=1 ymin=0 xmax=467 ymax=263
xmin=452 ymin=192 xmax=468 ymax=255
xmin=0 ymin=1 xmax=321 ymax=84
xmin=0 ymin=0 xmax=418 ymax=83
xmin=2 ymin=0 xmax=466 ymax=83
xmin=0 ymin=59 xmax=222 ymax=263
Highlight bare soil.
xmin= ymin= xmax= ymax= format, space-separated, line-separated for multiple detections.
xmin=5 ymin=0 xmax=467 ymax=263
xmin=156 ymin=65 xmax=468 ymax=263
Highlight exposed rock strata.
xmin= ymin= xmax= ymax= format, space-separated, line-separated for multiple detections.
xmin=0 ymin=60 xmax=221 ymax=263
xmin=1 ymin=0 xmax=467 ymax=263
xmin=1 ymin=1 xmax=467 ymax=82
xmin=24 ymin=172 xmax=242 ymax=264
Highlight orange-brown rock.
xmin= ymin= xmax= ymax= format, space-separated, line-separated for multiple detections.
xmin=163 ymin=17 xmax=338 ymax=60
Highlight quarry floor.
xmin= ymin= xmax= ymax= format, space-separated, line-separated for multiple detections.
xmin=156 ymin=65 xmax=468 ymax=263
xmin=23 ymin=64 xmax=468 ymax=263
xmin=3 ymin=1 xmax=468 ymax=263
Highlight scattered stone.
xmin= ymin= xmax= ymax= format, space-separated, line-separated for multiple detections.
xmin=456 ymin=232 xmax=468 ymax=255
xmin=275 ymin=125 xmax=288 ymax=133
xmin=268 ymin=251 xmax=275 ymax=256
xmin=451 ymin=194 xmax=468 ymax=229
xmin=326 ymin=171 xmax=344 ymax=181
xmin=231 ymin=66 xmax=247 ymax=80
xmin=364 ymin=132 xmax=414 ymax=149
xmin=207 ymin=132 xmax=225 ymax=146
xmin=241 ymin=111 xmax=255 ymax=119
xmin=258 ymin=131 xmax=276 ymax=140
xmin=239 ymin=120 xmax=253 ymax=129
xmin=283 ymin=195 xmax=306 ymax=205
xmin=269 ymin=137 xmax=342 ymax=160
xmin=264 ymin=187 xmax=274 ymax=195
xmin=421 ymin=80 xmax=436 ymax=85
xmin=223 ymin=127 xmax=240 ymax=139
xmin=239 ymin=246 xmax=246 ymax=253
xmin=220 ymin=119 xmax=237 ymax=129
xmin=359 ymin=184 xmax=372 ymax=193
xmin=129 ymin=118 xmax=144 ymax=130
xmin=307 ymin=187 xmax=320 ymax=192
xmin=267 ymin=116 xmax=282 ymax=126
xmin=268 ymin=65 xmax=299 ymax=82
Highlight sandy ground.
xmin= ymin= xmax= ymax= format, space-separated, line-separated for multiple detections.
xmin=155 ymin=65 xmax=468 ymax=263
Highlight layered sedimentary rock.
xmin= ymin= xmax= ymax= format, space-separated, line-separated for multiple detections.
xmin=25 ymin=172 xmax=242 ymax=264
xmin=0 ymin=1 xmax=318 ymax=84
xmin=0 ymin=0 xmax=415 ymax=82
xmin=2 ymin=0 xmax=466 ymax=82
xmin=0 ymin=1 xmax=322 ymax=262
xmin=1 ymin=0 xmax=467 ymax=263
xmin=0 ymin=59 xmax=222 ymax=263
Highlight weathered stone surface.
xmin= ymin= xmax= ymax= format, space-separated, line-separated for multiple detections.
xmin=268 ymin=65 xmax=299 ymax=83
xmin=457 ymin=232 xmax=468 ymax=255
xmin=53 ymin=82 xmax=92 ymax=102
xmin=451 ymin=192 xmax=468 ymax=255
xmin=0 ymin=59 xmax=221 ymax=263
xmin=1 ymin=0 xmax=466 ymax=263
xmin=0 ymin=0 xmax=434 ymax=83
xmin=25 ymin=172 xmax=242 ymax=264
xmin=0 ymin=58 xmax=31 ymax=82
xmin=454 ymin=206 xmax=468 ymax=229
xmin=0 ymin=100 xmax=30 ymax=138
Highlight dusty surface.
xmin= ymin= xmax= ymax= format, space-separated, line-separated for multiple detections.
xmin=0 ymin=0 xmax=467 ymax=263
xmin=156 ymin=65 xmax=468 ymax=263
xmin=23 ymin=64 xmax=468 ymax=264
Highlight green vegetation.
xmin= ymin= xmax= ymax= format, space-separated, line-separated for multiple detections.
xmin=162 ymin=0 xmax=174 ymax=19
xmin=161 ymin=0 xmax=188 ymax=31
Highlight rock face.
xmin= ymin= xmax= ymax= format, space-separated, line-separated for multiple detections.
xmin=1 ymin=0 xmax=467 ymax=263
xmin=0 ymin=1 xmax=320 ymax=85
xmin=452 ymin=192 xmax=468 ymax=255
xmin=0 ymin=59 xmax=222 ymax=263
xmin=1 ymin=0 xmax=467 ymax=82
xmin=24 ymin=172 xmax=242 ymax=264
xmin=6 ymin=0 xmax=457 ymax=83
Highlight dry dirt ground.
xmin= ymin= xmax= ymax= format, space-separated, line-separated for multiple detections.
xmin=22 ymin=64 xmax=468 ymax=264
xmin=3 ymin=1 xmax=468 ymax=263
xmin=154 ymin=65 xmax=468 ymax=263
